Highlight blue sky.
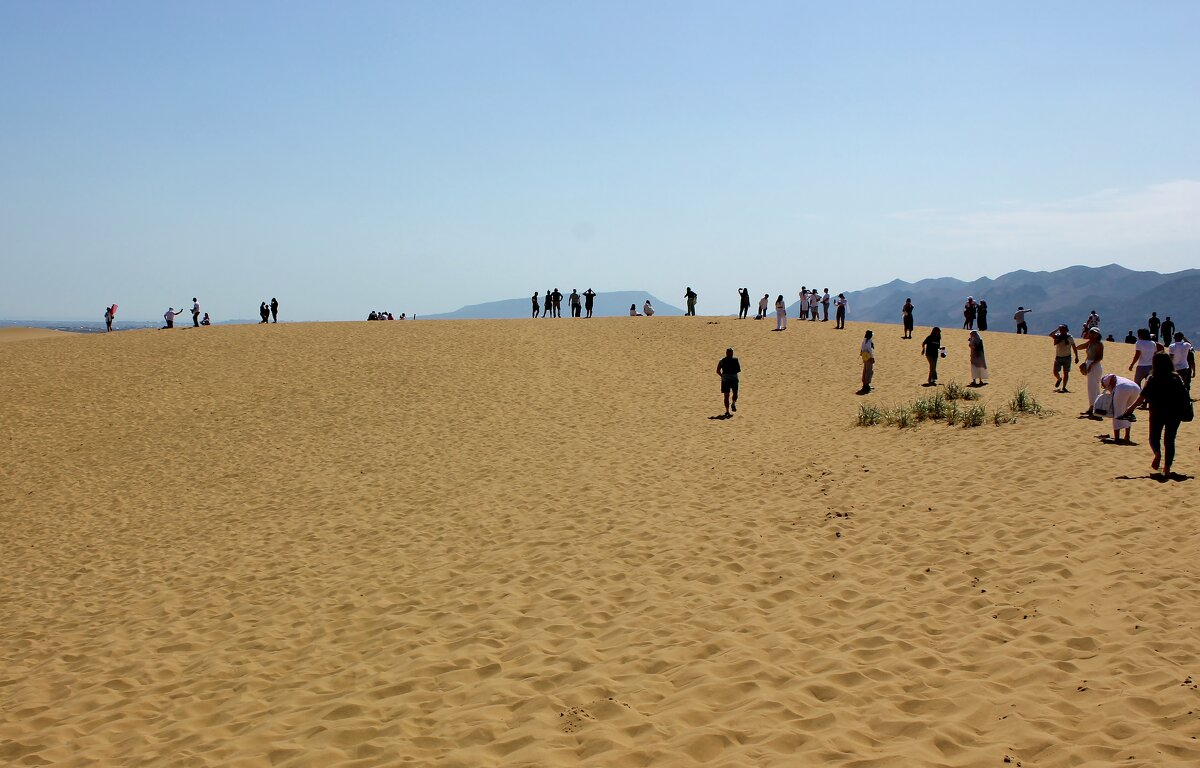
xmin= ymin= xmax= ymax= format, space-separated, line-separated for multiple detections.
xmin=1 ymin=1 xmax=1197 ymax=320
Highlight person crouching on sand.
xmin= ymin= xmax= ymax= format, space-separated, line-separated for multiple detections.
xmin=1100 ymin=373 xmax=1140 ymax=444
xmin=643 ymin=299 xmax=655 ymax=316
xmin=717 ymin=347 xmax=741 ymax=417
xmin=859 ymin=330 xmax=874 ymax=394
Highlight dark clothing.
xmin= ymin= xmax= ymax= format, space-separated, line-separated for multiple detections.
xmin=1125 ymin=333 xmax=1137 ymax=344
xmin=532 ymin=296 xmax=539 ymax=318
xmin=1016 ymin=322 xmax=1028 ymax=334
xmin=1148 ymin=317 xmax=1161 ymax=341
xmin=685 ymin=290 xmax=698 ymax=316
xmin=1160 ymin=320 xmax=1175 ymax=343
xmin=977 ymin=306 xmax=988 ymax=331
xmin=583 ymin=291 xmax=595 ymax=309
xmin=922 ymin=335 xmax=941 ymax=382
xmin=1140 ymin=373 xmax=1189 ymax=420
xmin=270 ymin=299 xmax=278 ymax=322
xmin=718 ymin=356 xmax=741 ymax=394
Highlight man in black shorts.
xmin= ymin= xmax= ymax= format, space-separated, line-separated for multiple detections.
xmin=717 ymin=347 xmax=741 ymax=417
xmin=1049 ymin=324 xmax=1078 ymax=392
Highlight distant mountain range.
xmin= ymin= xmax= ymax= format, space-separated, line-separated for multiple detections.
xmin=836 ymin=264 xmax=1198 ymax=340
xmin=424 ymin=291 xmax=685 ymax=319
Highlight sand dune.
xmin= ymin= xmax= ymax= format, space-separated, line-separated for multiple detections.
xmin=1 ymin=317 xmax=1197 ymax=766
xmin=0 ymin=327 xmax=72 ymax=343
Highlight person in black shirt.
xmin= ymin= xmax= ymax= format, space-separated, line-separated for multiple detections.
xmin=738 ymin=288 xmax=750 ymax=319
xmin=569 ymin=289 xmax=581 ymax=317
xmin=901 ymin=298 xmax=914 ymax=339
xmin=1124 ymin=330 xmax=1137 ymax=344
xmin=1121 ymin=352 xmax=1190 ymax=476
xmin=551 ymin=288 xmax=563 ymax=318
xmin=685 ymin=287 xmax=698 ymax=316
xmin=920 ymin=327 xmax=943 ymax=385
xmin=1148 ymin=312 xmax=1161 ymax=342
xmin=977 ymin=300 xmax=988 ymax=331
xmin=542 ymin=289 xmax=552 ymax=318
xmin=717 ymin=347 xmax=741 ymax=417
xmin=1160 ymin=316 xmax=1175 ymax=344
xmin=270 ymin=297 xmax=279 ymax=322
xmin=583 ymin=289 xmax=596 ymax=318
xmin=531 ymin=292 xmax=540 ymax=318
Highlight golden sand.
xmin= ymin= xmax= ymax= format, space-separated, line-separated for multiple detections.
xmin=0 ymin=327 xmax=72 ymax=343
xmin=1 ymin=318 xmax=1197 ymax=767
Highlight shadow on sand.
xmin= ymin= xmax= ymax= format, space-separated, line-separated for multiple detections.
xmin=1115 ymin=473 xmax=1193 ymax=483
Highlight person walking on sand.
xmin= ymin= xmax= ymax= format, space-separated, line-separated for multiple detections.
xmin=1121 ymin=352 xmax=1191 ymax=475
xmin=583 ymin=288 xmax=596 ymax=318
xmin=738 ymin=288 xmax=750 ymax=319
xmin=834 ymin=293 xmax=847 ymax=329
xmin=968 ymin=330 xmax=988 ymax=386
xmin=684 ymin=287 xmax=698 ymax=316
xmin=977 ymin=300 xmax=989 ymax=331
xmin=531 ymin=291 xmax=540 ymax=318
xmin=163 ymin=306 xmax=180 ymax=329
xmin=270 ymin=297 xmax=279 ymax=323
xmin=920 ymin=327 xmax=943 ymax=385
xmin=103 ymin=304 xmax=115 ymax=332
xmin=1076 ymin=327 xmax=1104 ymax=417
xmin=1129 ymin=329 xmax=1158 ymax=387
xmin=569 ymin=289 xmax=581 ymax=318
xmin=774 ymin=295 xmax=788 ymax=331
xmin=1160 ymin=316 xmax=1175 ymax=345
xmin=1050 ymin=325 xmax=1079 ymax=392
xmin=963 ymin=297 xmax=977 ymax=330
xmin=191 ymin=298 xmax=201 ymax=328
xmin=859 ymin=330 xmax=875 ymax=394
xmin=1148 ymin=312 xmax=1161 ymax=342
xmin=757 ymin=293 xmax=769 ymax=321
xmin=1168 ymin=332 xmax=1195 ymax=390
xmin=717 ymin=347 xmax=741 ymax=417
xmin=1100 ymin=373 xmax=1140 ymax=444
xmin=1014 ymin=306 xmax=1032 ymax=334
xmin=901 ymin=298 xmax=914 ymax=339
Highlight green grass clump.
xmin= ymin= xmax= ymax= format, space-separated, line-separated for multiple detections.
xmin=888 ymin=404 xmax=916 ymax=429
xmin=992 ymin=408 xmax=1015 ymax=426
xmin=856 ymin=403 xmax=884 ymax=427
xmin=945 ymin=399 xmax=960 ymax=426
xmin=944 ymin=380 xmax=980 ymax=401
xmin=961 ymin=403 xmax=987 ymax=428
xmin=1009 ymin=385 xmax=1043 ymax=415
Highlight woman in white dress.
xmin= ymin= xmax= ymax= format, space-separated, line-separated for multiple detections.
xmin=1076 ymin=327 xmax=1104 ymax=417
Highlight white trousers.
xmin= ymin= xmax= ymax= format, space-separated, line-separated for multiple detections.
xmin=776 ymin=309 xmax=787 ymax=330
xmin=1086 ymin=363 xmax=1103 ymax=409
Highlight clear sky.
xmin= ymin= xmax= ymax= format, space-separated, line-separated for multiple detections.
xmin=1 ymin=1 xmax=1197 ymax=320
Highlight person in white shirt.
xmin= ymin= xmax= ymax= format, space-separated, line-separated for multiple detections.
xmin=628 ymin=303 xmax=641 ymax=317
xmin=835 ymin=293 xmax=848 ymax=329
xmin=643 ymin=300 xmax=655 ymax=317
xmin=774 ymin=295 xmax=787 ymax=331
xmin=859 ymin=330 xmax=875 ymax=394
xmin=757 ymin=293 xmax=769 ymax=320
xmin=1128 ymin=329 xmax=1158 ymax=386
xmin=1013 ymin=306 xmax=1032 ymax=334
xmin=163 ymin=307 xmax=179 ymax=328
xmin=1168 ymin=332 xmax=1195 ymax=390
xmin=191 ymin=298 xmax=201 ymax=327
xmin=1100 ymin=374 xmax=1140 ymax=443
xmin=808 ymin=292 xmax=820 ymax=321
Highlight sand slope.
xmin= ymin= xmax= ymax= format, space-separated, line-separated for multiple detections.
xmin=1 ymin=318 xmax=1197 ymax=767
xmin=0 ymin=327 xmax=72 ymax=343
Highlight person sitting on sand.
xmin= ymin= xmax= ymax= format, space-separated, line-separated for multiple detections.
xmin=1050 ymin=325 xmax=1078 ymax=393
xmin=201 ymin=313 xmax=211 ymax=326
xmin=859 ymin=330 xmax=875 ymax=394
xmin=920 ymin=327 xmax=943 ymax=385
xmin=643 ymin=300 xmax=655 ymax=316
xmin=1120 ymin=352 xmax=1190 ymax=476
xmin=1100 ymin=373 xmax=1140 ymax=444
xmin=717 ymin=347 xmax=741 ymax=416
xmin=1076 ymin=327 xmax=1104 ymax=417
xmin=968 ymin=330 xmax=988 ymax=386
xmin=629 ymin=303 xmax=641 ymax=317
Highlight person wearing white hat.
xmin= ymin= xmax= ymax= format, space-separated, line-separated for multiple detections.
xmin=1076 ymin=327 xmax=1104 ymax=417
